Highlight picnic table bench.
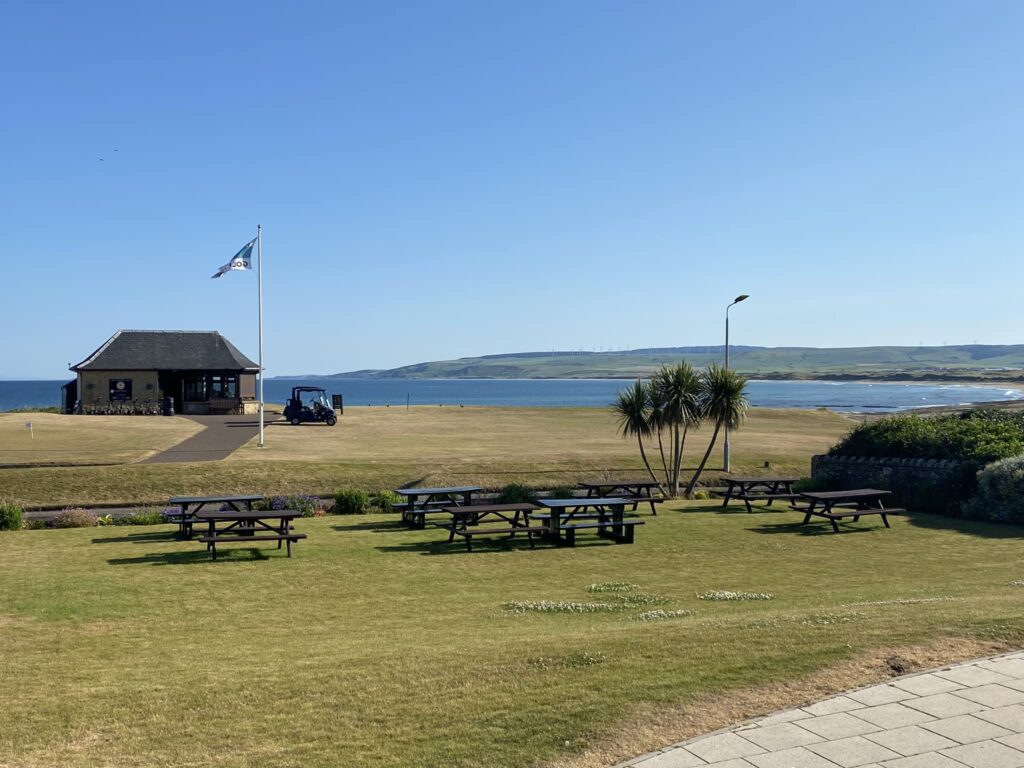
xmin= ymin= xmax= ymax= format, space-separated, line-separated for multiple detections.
xmin=720 ymin=476 xmax=799 ymax=513
xmin=534 ymin=498 xmax=645 ymax=547
xmin=579 ymin=480 xmax=665 ymax=515
xmin=443 ymin=503 xmax=542 ymax=552
xmin=194 ymin=509 xmax=306 ymax=560
xmin=165 ymin=494 xmax=264 ymax=538
xmin=395 ymin=486 xmax=481 ymax=529
xmin=791 ymin=489 xmax=904 ymax=533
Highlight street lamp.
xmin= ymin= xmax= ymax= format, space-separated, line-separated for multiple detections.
xmin=724 ymin=294 xmax=749 ymax=473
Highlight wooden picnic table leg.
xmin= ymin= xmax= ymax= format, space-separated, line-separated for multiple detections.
xmin=548 ymin=509 xmax=563 ymax=545
xmin=721 ymin=481 xmax=734 ymax=507
xmin=825 ymin=502 xmax=841 ymax=533
xmin=801 ymin=501 xmax=814 ymax=526
xmin=742 ymin=484 xmax=754 ymax=514
xmin=612 ymin=503 xmax=624 ymax=541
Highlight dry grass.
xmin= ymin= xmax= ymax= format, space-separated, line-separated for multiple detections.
xmin=0 ymin=407 xmax=854 ymax=507
xmin=0 ymin=413 xmax=203 ymax=467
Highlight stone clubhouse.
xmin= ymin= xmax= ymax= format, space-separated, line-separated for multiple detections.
xmin=65 ymin=329 xmax=259 ymax=415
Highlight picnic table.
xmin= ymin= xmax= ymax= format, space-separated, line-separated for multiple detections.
xmin=443 ymin=503 xmax=541 ymax=552
xmin=533 ymin=498 xmax=644 ymax=547
xmin=395 ymin=485 xmax=481 ymax=528
xmin=579 ymin=480 xmax=665 ymax=515
xmin=194 ymin=509 xmax=306 ymax=560
xmin=792 ymin=489 xmax=903 ymax=533
xmin=165 ymin=494 xmax=264 ymax=538
xmin=720 ymin=476 xmax=799 ymax=513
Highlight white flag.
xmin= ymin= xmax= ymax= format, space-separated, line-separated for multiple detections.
xmin=211 ymin=238 xmax=256 ymax=279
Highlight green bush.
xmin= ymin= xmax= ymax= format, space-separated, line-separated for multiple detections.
xmin=964 ymin=456 xmax=1024 ymax=524
xmin=52 ymin=508 xmax=98 ymax=528
xmin=830 ymin=411 xmax=1024 ymax=464
xmin=333 ymin=488 xmax=370 ymax=515
xmin=495 ymin=483 xmax=539 ymax=504
xmin=372 ymin=489 xmax=402 ymax=512
xmin=0 ymin=501 xmax=24 ymax=531
xmin=120 ymin=510 xmax=166 ymax=526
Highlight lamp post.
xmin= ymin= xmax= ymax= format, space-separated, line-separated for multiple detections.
xmin=724 ymin=294 xmax=749 ymax=473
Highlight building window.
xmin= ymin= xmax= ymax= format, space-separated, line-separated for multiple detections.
xmin=183 ymin=375 xmax=207 ymax=401
xmin=210 ymin=375 xmax=237 ymax=399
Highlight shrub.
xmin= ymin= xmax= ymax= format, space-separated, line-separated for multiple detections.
xmin=495 ymin=483 xmax=539 ymax=505
xmin=546 ymin=485 xmax=577 ymax=499
xmin=963 ymin=456 xmax=1024 ymax=525
xmin=333 ymin=488 xmax=370 ymax=515
xmin=372 ymin=489 xmax=402 ymax=512
xmin=52 ymin=507 xmax=98 ymax=528
xmin=0 ymin=501 xmax=24 ymax=531
xmin=122 ymin=509 xmax=166 ymax=526
xmin=830 ymin=411 xmax=1024 ymax=464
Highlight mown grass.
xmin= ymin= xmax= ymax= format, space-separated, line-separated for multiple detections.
xmin=0 ymin=504 xmax=1022 ymax=767
xmin=0 ymin=413 xmax=202 ymax=467
xmin=0 ymin=407 xmax=853 ymax=506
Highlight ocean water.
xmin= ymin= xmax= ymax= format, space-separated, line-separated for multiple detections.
xmin=2 ymin=378 xmax=1021 ymax=413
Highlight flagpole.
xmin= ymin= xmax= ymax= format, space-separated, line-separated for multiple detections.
xmin=257 ymin=224 xmax=265 ymax=448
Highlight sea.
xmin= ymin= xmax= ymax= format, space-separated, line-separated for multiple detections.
xmin=2 ymin=378 xmax=1021 ymax=413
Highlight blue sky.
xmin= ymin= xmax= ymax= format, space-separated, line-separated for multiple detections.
xmin=2 ymin=1 xmax=1022 ymax=378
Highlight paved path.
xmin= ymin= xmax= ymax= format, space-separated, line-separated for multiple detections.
xmin=620 ymin=650 xmax=1024 ymax=768
xmin=140 ymin=415 xmax=271 ymax=463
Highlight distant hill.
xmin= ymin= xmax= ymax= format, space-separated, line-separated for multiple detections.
xmin=285 ymin=345 xmax=1024 ymax=381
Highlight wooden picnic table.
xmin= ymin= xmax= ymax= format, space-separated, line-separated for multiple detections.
xmin=579 ymin=480 xmax=665 ymax=515
xmin=194 ymin=509 xmax=306 ymax=560
xmin=534 ymin=498 xmax=644 ymax=547
xmin=395 ymin=485 xmax=481 ymax=528
xmin=166 ymin=494 xmax=264 ymax=538
xmin=793 ymin=489 xmax=902 ymax=533
xmin=442 ymin=503 xmax=541 ymax=551
xmin=720 ymin=476 xmax=799 ymax=513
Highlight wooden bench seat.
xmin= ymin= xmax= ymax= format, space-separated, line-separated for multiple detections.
xmin=197 ymin=532 xmax=307 ymax=560
xmin=802 ymin=507 xmax=903 ymax=533
xmin=448 ymin=525 xmax=543 ymax=552
xmin=555 ymin=518 xmax=645 ymax=545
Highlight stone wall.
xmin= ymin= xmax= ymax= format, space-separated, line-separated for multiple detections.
xmin=811 ymin=454 xmax=975 ymax=516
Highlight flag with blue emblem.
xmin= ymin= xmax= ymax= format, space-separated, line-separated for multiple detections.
xmin=211 ymin=238 xmax=256 ymax=278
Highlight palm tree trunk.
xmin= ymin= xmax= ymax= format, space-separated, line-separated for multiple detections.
xmin=637 ymin=435 xmax=666 ymax=495
xmin=684 ymin=423 xmax=721 ymax=498
xmin=656 ymin=427 xmax=670 ymax=488
xmin=674 ymin=425 xmax=689 ymax=494
xmin=670 ymin=426 xmax=681 ymax=496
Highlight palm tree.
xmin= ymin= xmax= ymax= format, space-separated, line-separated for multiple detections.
xmin=651 ymin=363 xmax=702 ymax=495
xmin=684 ymin=364 xmax=749 ymax=498
xmin=610 ymin=380 xmax=664 ymax=492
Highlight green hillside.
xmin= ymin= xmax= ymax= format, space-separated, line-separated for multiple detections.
xmin=323 ymin=344 xmax=1024 ymax=381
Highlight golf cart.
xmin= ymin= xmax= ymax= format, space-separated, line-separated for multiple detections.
xmin=284 ymin=387 xmax=338 ymax=426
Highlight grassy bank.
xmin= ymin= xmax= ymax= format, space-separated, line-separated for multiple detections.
xmin=0 ymin=407 xmax=853 ymax=507
xmin=1 ymin=505 xmax=1022 ymax=767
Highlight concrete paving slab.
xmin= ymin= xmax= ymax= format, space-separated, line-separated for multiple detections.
xmin=619 ymin=652 xmax=1024 ymax=768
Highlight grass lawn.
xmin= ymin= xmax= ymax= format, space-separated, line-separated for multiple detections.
xmin=0 ymin=413 xmax=202 ymax=467
xmin=0 ymin=407 xmax=854 ymax=507
xmin=1 ymin=504 xmax=1022 ymax=767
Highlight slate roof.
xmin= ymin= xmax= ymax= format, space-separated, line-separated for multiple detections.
xmin=72 ymin=331 xmax=259 ymax=372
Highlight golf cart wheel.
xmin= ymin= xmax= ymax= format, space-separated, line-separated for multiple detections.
xmin=326 ymin=416 xmax=337 ymax=427
xmin=290 ymin=416 xmax=301 ymax=426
